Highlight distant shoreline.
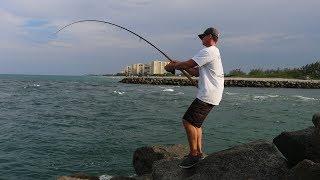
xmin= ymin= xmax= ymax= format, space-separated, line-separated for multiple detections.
xmin=119 ymin=76 xmax=320 ymax=89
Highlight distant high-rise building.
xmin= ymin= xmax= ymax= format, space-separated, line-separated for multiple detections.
xmin=121 ymin=60 xmax=170 ymax=76
xmin=123 ymin=66 xmax=132 ymax=75
xmin=150 ymin=60 xmax=170 ymax=75
xmin=131 ymin=63 xmax=145 ymax=75
xmin=144 ymin=63 xmax=151 ymax=75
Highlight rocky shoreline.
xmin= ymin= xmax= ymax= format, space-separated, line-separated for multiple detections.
xmin=59 ymin=113 xmax=320 ymax=180
xmin=119 ymin=77 xmax=320 ymax=89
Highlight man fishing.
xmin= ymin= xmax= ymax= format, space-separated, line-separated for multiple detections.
xmin=165 ymin=27 xmax=224 ymax=168
xmin=57 ymin=21 xmax=223 ymax=169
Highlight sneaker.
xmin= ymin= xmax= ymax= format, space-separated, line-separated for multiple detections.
xmin=179 ymin=154 xmax=201 ymax=169
xmin=199 ymin=153 xmax=208 ymax=160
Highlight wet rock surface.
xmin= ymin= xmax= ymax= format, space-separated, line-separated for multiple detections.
xmin=152 ymin=140 xmax=289 ymax=180
xmin=286 ymin=159 xmax=320 ymax=180
xmin=133 ymin=144 xmax=189 ymax=176
xmin=273 ymin=114 xmax=320 ymax=167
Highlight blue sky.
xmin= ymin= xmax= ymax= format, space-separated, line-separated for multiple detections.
xmin=0 ymin=0 xmax=319 ymax=75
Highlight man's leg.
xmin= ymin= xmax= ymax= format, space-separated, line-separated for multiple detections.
xmin=179 ymin=120 xmax=203 ymax=168
xmin=196 ymin=127 xmax=202 ymax=155
xmin=180 ymin=99 xmax=213 ymax=168
xmin=183 ymin=120 xmax=198 ymax=156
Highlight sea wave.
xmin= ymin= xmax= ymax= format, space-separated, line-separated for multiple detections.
xmin=24 ymin=84 xmax=40 ymax=89
xmin=113 ymin=90 xmax=125 ymax=95
xmin=0 ymin=92 xmax=12 ymax=99
xmin=99 ymin=174 xmax=137 ymax=180
xmin=162 ymin=88 xmax=174 ymax=92
xmin=253 ymin=95 xmax=269 ymax=100
xmin=293 ymin=95 xmax=319 ymax=101
xmin=99 ymin=175 xmax=113 ymax=180
xmin=225 ymin=92 xmax=238 ymax=95
xmin=174 ymin=92 xmax=184 ymax=95
xmin=253 ymin=94 xmax=279 ymax=100
xmin=267 ymin=95 xmax=279 ymax=98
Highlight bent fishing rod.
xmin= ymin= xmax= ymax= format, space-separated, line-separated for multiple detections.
xmin=55 ymin=20 xmax=197 ymax=86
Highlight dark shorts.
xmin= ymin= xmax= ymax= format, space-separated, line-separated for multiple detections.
xmin=183 ymin=98 xmax=214 ymax=128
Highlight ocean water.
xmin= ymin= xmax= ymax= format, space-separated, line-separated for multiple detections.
xmin=0 ymin=74 xmax=319 ymax=180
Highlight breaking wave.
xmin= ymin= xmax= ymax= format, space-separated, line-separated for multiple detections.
xmin=225 ymin=92 xmax=238 ymax=95
xmin=24 ymin=84 xmax=41 ymax=89
xmin=113 ymin=90 xmax=125 ymax=95
xmin=253 ymin=95 xmax=269 ymax=100
xmin=293 ymin=95 xmax=319 ymax=101
xmin=267 ymin=95 xmax=279 ymax=98
xmin=99 ymin=175 xmax=113 ymax=180
xmin=162 ymin=88 xmax=174 ymax=92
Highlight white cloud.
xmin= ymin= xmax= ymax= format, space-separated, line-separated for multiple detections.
xmin=223 ymin=33 xmax=285 ymax=46
xmin=0 ymin=0 xmax=319 ymax=74
xmin=48 ymin=41 xmax=73 ymax=48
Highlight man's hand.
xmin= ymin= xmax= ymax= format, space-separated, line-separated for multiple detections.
xmin=165 ymin=61 xmax=178 ymax=74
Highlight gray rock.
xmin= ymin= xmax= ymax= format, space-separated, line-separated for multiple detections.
xmin=57 ymin=173 xmax=99 ymax=180
xmin=152 ymin=140 xmax=289 ymax=180
xmin=133 ymin=144 xmax=189 ymax=176
xmin=134 ymin=174 xmax=153 ymax=180
xmin=287 ymin=159 xmax=320 ymax=180
xmin=110 ymin=176 xmax=136 ymax=180
xmin=110 ymin=174 xmax=152 ymax=180
xmin=273 ymin=113 xmax=320 ymax=167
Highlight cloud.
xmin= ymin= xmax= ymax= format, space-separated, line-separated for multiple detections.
xmin=0 ymin=0 xmax=319 ymax=75
xmin=48 ymin=41 xmax=73 ymax=48
xmin=223 ymin=33 xmax=285 ymax=46
xmin=221 ymin=32 xmax=318 ymax=52
xmin=0 ymin=9 xmax=25 ymax=25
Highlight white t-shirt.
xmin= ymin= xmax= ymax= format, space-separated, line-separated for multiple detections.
xmin=192 ymin=46 xmax=224 ymax=105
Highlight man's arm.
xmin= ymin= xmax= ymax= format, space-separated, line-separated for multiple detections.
xmin=174 ymin=59 xmax=197 ymax=70
xmin=165 ymin=59 xmax=199 ymax=77
xmin=174 ymin=59 xmax=199 ymax=77
xmin=185 ymin=67 xmax=199 ymax=77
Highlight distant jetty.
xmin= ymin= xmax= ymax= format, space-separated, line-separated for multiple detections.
xmin=119 ymin=77 xmax=320 ymax=89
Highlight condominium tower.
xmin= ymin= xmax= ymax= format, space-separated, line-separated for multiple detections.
xmin=122 ymin=60 xmax=171 ymax=75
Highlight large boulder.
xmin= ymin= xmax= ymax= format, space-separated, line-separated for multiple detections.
xmin=110 ymin=174 xmax=152 ymax=180
xmin=133 ymin=144 xmax=189 ymax=176
xmin=110 ymin=176 xmax=136 ymax=180
xmin=286 ymin=159 xmax=320 ymax=180
xmin=58 ymin=174 xmax=152 ymax=180
xmin=57 ymin=173 xmax=99 ymax=180
xmin=273 ymin=113 xmax=320 ymax=167
xmin=152 ymin=140 xmax=289 ymax=180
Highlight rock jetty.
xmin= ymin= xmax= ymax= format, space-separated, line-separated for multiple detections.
xmin=119 ymin=77 xmax=320 ymax=88
xmin=58 ymin=112 xmax=320 ymax=180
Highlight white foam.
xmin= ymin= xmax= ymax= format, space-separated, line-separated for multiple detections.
xmin=293 ymin=95 xmax=319 ymax=101
xmin=174 ymin=92 xmax=184 ymax=95
xmin=99 ymin=175 xmax=113 ymax=180
xmin=225 ymin=92 xmax=238 ymax=95
xmin=253 ymin=95 xmax=268 ymax=100
xmin=24 ymin=84 xmax=40 ymax=89
xmin=113 ymin=90 xmax=125 ymax=95
xmin=162 ymin=88 xmax=174 ymax=92
xmin=267 ymin=95 xmax=279 ymax=98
